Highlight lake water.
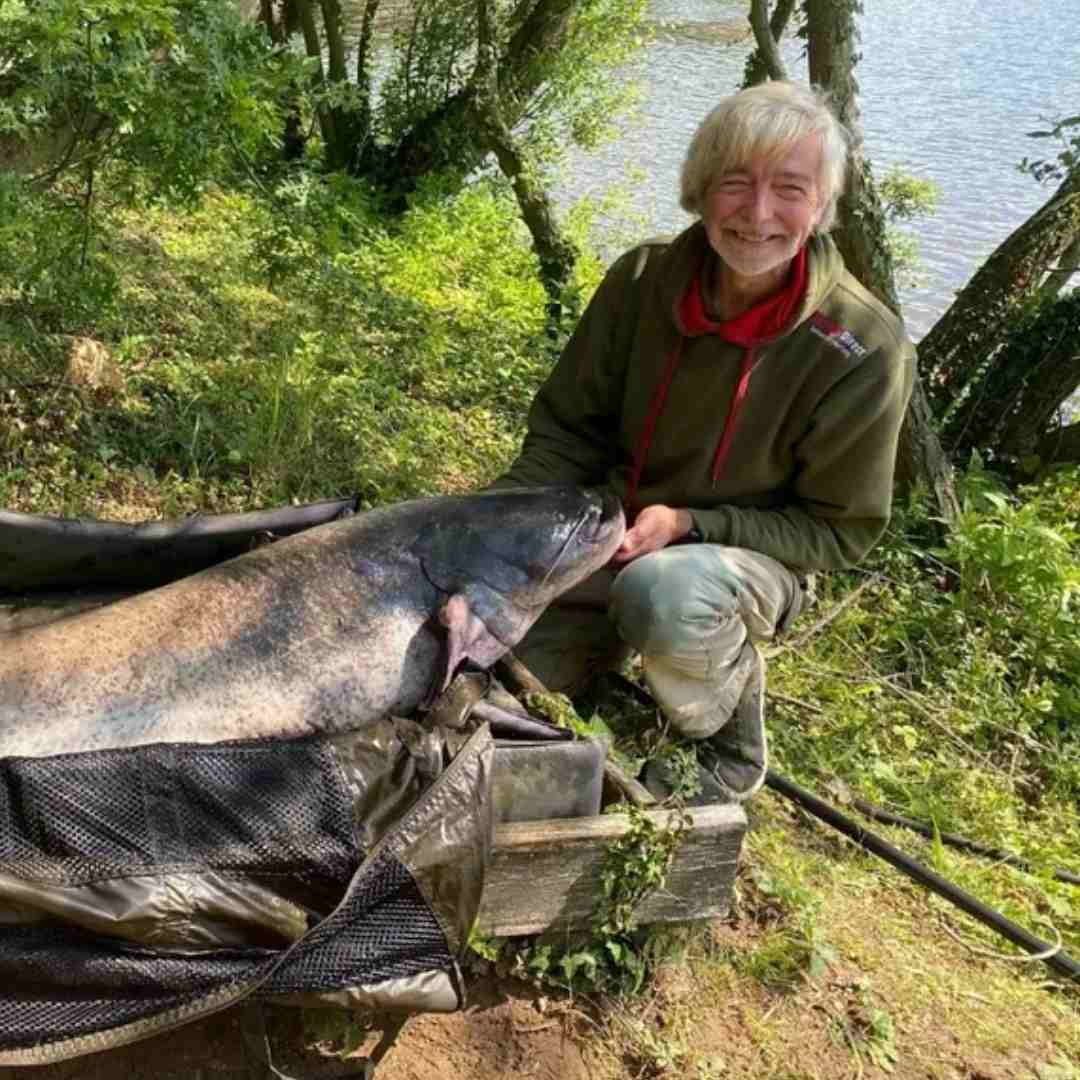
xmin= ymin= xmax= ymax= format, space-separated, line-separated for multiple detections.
xmin=553 ymin=0 xmax=1080 ymax=339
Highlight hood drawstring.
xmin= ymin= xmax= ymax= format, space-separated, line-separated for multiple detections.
xmin=625 ymin=336 xmax=685 ymax=516
xmin=711 ymin=347 xmax=757 ymax=484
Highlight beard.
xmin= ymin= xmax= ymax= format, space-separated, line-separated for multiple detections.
xmin=709 ymin=226 xmax=802 ymax=281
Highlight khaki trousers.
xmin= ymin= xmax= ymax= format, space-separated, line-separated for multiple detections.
xmin=516 ymin=544 xmax=804 ymax=739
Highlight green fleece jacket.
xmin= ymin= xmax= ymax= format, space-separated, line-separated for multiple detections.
xmin=496 ymin=223 xmax=916 ymax=572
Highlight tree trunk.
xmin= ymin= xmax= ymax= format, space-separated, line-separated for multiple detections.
xmin=746 ymin=0 xmax=790 ymax=83
xmin=487 ymin=130 xmax=579 ymax=326
xmin=1037 ymin=229 xmax=1080 ymax=302
xmin=352 ymin=0 xmax=382 ymax=171
xmin=475 ymin=0 xmax=578 ymax=326
xmin=920 ymin=165 xmax=1080 ymax=417
xmin=294 ymin=0 xmax=336 ymax=152
xmin=257 ymin=0 xmax=279 ymax=39
xmin=742 ymin=0 xmax=796 ymax=87
xmin=319 ymin=0 xmax=358 ymax=170
xmin=892 ymin=380 xmax=964 ymax=515
xmin=806 ymin=0 xmax=898 ymax=310
xmin=380 ymin=0 xmax=577 ymax=192
xmin=943 ymin=289 xmax=1080 ymax=459
xmin=276 ymin=0 xmax=307 ymax=160
xmin=806 ymin=0 xmax=959 ymax=521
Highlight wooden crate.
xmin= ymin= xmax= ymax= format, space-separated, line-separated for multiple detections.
xmin=480 ymin=802 xmax=746 ymax=937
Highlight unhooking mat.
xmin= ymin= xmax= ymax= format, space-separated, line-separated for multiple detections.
xmin=0 ymin=720 xmax=493 ymax=1066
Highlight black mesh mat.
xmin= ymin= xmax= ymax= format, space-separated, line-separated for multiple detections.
xmin=0 ymin=926 xmax=265 ymax=1044
xmin=262 ymin=847 xmax=452 ymax=994
xmin=0 ymin=738 xmax=359 ymax=887
xmin=0 ymin=737 xmax=457 ymax=1055
xmin=0 ymin=849 xmax=449 ymax=1051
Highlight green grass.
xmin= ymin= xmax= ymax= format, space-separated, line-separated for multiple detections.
xmin=0 ymin=178 xmax=598 ymax=516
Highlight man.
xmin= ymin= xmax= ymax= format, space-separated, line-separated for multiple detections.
xmin=492 ymin=81 xmax=916 ymax=801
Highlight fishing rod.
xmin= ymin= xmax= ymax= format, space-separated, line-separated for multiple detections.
xmin=847 ymin=796 xmax=1080 ymax=887
xmin=764 ymin=770 xmax=1080 ymax=984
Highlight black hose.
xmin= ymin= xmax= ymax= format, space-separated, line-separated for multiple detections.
xmin=764 ymin=770 xmax=1080 ymax=984
xmin=850 ymin=797 xmax=1080 ymax=886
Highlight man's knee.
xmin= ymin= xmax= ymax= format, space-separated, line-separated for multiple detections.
xmin=609 ymin=546 xmax=742 ymax=655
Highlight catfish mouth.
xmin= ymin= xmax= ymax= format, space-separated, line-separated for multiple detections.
xmin=538 ymin=489 xmax=625 ymax=592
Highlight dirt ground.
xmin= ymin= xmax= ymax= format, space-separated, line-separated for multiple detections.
xmin=2 ymin=942 xmax=1075 ymax=1080
xmin=0 ymin=980 xmax=590 ymax=1080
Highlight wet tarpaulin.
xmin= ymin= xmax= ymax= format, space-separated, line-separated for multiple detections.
xmin=0 ymin=720 xmax=494 ymax=1066
xmin=0 ymin=498 xmax=360 ymax=592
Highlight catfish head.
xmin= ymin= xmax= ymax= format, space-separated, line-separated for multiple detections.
xmin=412 ymin=486 xmax=625 ymax=685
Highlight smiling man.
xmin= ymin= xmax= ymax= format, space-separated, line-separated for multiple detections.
xmin=492 ymin=81 xmax=916 ymax=802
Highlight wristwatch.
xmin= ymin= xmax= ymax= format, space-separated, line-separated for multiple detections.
xmin=684 ymin=520 xmax=704 ymax=543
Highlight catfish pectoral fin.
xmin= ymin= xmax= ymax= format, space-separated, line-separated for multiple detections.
xmin=434 ymin=593 xmax=504 ymax=699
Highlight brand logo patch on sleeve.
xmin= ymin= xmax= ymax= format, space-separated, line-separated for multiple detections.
xmin=810 ymin=312 xmax=870 ymax=360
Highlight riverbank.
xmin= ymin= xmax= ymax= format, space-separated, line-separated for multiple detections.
xmin=2 ymin=188 xmax=1078 ymax=1078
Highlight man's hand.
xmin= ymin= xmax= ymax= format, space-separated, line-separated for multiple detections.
xmin=612 ymin=504 xmax=695 ymax=563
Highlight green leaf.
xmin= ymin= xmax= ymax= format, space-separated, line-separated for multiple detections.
xmin=559 ymin=950 xmax=598 ymax=983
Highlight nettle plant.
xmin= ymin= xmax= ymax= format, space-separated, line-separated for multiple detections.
xmin=504 ymin=804 xmax=690 ymax=997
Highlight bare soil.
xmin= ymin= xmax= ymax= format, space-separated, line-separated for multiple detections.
xmin=3 ymin=938 xmax=1074 ymax=1080
xmin=0 ymin=981 xmax=590 ymax=1080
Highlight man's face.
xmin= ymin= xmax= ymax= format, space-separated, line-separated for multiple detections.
xmin=702 ymin=133 xmax=824 ymax=284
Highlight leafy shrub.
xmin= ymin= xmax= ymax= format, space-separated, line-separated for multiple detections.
xmin=939 ymin=463 xmax=1080 ymax=723
xmin=0 ymin=0 xmax=299 ymax=329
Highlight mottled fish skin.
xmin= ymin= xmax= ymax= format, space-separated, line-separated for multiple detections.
xmin=0 ymin=487 xmax=625 ymax=758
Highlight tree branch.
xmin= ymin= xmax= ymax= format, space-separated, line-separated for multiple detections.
xmin=475 ymin=0 xmax=498 ymax=99
xmin=921 ymin=166 xmax=1080 ymax=415
xmin=748 ymin=0 xmax=789 ymax=82
xmin=743 ymin=0 xmax=796 ymax=87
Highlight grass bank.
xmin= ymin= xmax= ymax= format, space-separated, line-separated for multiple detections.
xmin=1 ymin=180 xmax=605 ymax=516
xmin=1 ymin=181 xmax=1077 ymax=1077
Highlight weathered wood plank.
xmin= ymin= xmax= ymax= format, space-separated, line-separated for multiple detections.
xmin=478 ymin=803 xmax=747 ymax=937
